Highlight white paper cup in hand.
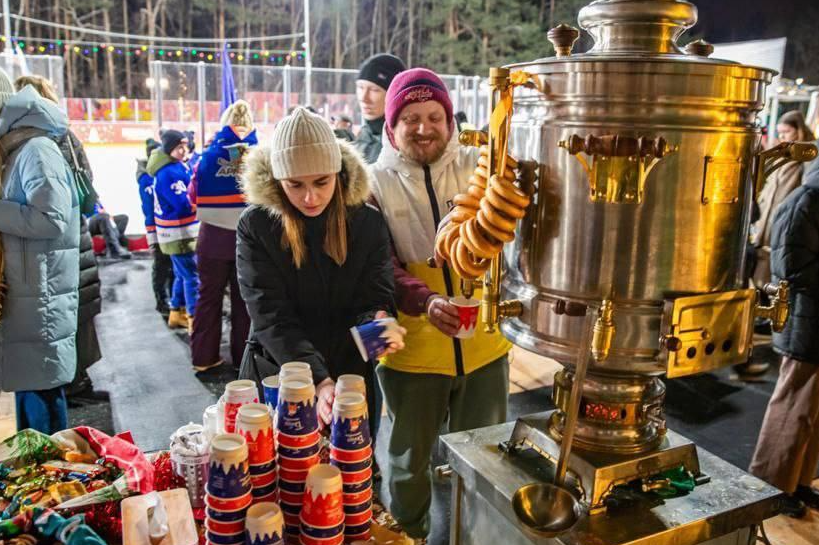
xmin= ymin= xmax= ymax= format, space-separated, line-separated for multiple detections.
xmin=450 ymin=296 xmax=481 ymax=339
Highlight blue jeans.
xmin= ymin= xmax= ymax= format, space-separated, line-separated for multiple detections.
xmin=170 ymin=253 xmax=199 ymax=316
xmin=16 ymin=387 xmax=68 ymax=435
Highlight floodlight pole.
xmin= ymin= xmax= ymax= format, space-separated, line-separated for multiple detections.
xmin=304 ymin=0 xmax=312 ymax=106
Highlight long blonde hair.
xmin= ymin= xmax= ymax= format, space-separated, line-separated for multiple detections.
xmin=280 ymin=168 xmax=349 ymax=269
xmin=14 ymin=75 xmax=59 ymax=103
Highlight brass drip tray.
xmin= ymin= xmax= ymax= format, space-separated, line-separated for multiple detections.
xmin=502 ymin=411 xmax=701 ymax=513
xmin=442 ymin=415 xmax=784 ymax=545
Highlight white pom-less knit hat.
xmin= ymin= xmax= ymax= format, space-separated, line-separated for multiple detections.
xmin=269 ymin=107 xmax=342 ymax=180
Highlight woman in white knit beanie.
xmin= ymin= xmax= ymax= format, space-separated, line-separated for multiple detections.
xmin=236 ymin=107 xmax=404 ymax=449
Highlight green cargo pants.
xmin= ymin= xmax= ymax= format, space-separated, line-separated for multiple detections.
xmin=376 ymin=355 xmax=509 ymax=538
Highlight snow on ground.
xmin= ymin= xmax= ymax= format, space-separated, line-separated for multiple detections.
xmin=85 ymin=144 xmax=150 ymax=235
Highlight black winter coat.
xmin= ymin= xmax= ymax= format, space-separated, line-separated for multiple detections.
xmin=770 ymin=175 xmax=819 ymax=364
xmin=77 ymin=217 xmax=101 ymax=324
xmin=236 ymin=140 xmax=395 ymax=385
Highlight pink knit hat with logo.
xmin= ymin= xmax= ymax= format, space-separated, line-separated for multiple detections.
xmin=385 ymin=68 xmax=453 ymax=147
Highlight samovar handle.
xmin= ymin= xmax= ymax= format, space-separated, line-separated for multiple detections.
xmin=752 ymin=141 xmax=817 ymax=199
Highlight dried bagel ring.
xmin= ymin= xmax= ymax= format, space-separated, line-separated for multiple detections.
xmin=486 ymin=185 xmax=527 ymax=220
xmin=477 ymin=210 xmax=515 ymax=243
xmin=480 ymin=198 xmax=517 ymax=233
xmin=453 ymin=193 xmax=481 ymax=210
xmin=491 ymin=176 xmax=531 ymax=209
xmin=463 ymin=217 xmax=502 ymax=258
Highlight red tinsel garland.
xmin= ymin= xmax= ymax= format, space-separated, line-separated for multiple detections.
xmin=82 ymin=501 xmax=122 ymax=542
xmin=152 ymin=451 xmax=185 ymax=491
xmin=79 ymin=452 xmax=186 ymax=542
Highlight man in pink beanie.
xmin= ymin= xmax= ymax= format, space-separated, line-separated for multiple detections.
xmin=369 ymin=67 xmax=511 ymax=540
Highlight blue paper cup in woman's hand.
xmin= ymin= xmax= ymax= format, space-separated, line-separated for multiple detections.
xmin=350 ymin=317 xmax=402 ymax=361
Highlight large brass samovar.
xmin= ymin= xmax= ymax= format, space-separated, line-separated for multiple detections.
xmin=437 ymin=0 xmax=818 ymax=534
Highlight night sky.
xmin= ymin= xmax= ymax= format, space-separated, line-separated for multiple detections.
xmin=689 ymin=0 xmax=817 ymax=81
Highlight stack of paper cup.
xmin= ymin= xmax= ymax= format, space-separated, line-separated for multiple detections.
xmin=245 ymin=502 xmax=285 ymax=545
xmin=223 ymin=380 xmax=259 ymax=434
xmin=299 ymin=464 xmax=345 ymax=545
xmin=334 ymin=375 xmax=366 ymax=398
xmin=205 ymin=434 xmax=252 ymax=545
xmin=280 ymin=362 xmax=313 ymax=382
xmin=276 ymin=376 xmax=320 ymax=543
xmin=203 ymin=404 xmax=220 ymax=440
xmin=237 ymin=403 xmax=278 ymax=504
xmin=330 ymin=393 xmax=372 ymax=542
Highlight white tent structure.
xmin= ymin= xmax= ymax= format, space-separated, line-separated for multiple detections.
xmin=711 ymin=38 xmax=797 ymax=137
xmin=711 ymin=37 xmax=819 ymax=137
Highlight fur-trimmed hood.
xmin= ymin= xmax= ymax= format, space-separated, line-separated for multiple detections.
xmin=241 ymin=139 xmax=372 ymax=216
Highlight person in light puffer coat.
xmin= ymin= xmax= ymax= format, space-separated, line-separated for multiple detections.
xmin=0 ymin=77 xmax=79 ymax=434
xmin=147 ymin=130 xmax=199 ymax=330
xmin=189 ymin=100 xmax=257 ymax=372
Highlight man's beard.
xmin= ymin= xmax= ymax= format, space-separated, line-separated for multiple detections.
xmin=401 ymin=132 xmax=448 ymax=165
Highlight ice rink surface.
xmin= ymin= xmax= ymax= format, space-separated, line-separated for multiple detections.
xmin=85 ymin=144 xmax=153 ymax=235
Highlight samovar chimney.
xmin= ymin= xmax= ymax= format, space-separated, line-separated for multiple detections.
xmin=578 ymin=0 xmax=698 ymax=55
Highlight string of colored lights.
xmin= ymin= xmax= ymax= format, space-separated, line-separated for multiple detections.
xmin=3 ymin=13 xmax=304 ymax=44
xmin=3 ymin=36 xmax=306 ymax=64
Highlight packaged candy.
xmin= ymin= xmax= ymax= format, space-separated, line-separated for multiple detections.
xmin=49 ymin=481 xmax=88 ymax=503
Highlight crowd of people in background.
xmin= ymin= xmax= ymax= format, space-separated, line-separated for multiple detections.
xmin=0 ymin=48 xmax=817 ymax=542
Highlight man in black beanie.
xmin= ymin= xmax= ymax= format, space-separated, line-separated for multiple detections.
xmin=354 ymin=53 xmax=406 ymax=164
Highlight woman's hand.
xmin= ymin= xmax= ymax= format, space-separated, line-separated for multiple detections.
xmin=375 ymin=311 xmax=407 ymax=355
xmin=316 ymin=377 xmax=336 ymax=428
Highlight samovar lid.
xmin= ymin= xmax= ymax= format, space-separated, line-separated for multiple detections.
xmin=578 ymin=0 xmax=697 ymax=55
xmin=509 ymin=0 xmax=774 ymax=82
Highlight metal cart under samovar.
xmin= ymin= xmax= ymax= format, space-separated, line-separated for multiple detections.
xmin=435 ymin=1 xmax=818 ymax=544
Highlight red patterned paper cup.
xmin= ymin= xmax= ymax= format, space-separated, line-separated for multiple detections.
xmin=237 ymin=404 xmax=275 ymax=465
xmin=339 ymin=466 xmax=372 ymax=485
xmin=205 ymin=491 xmax=253 ymax=511
xmin=297 ymin=531 xmax=345 ymax=545
xmin=251 ymin=469 xmax=277 ymax=488
xmin=329 ymin=445 xmax=372 ymax=464
xmin=279 ymin=466 xmax=309 ymax=482
xmin=278 ymin=430 xmax=321 ymax=449
xmin=278 ymin=489 xmax=304 ymax=505
xmin=278 ymin=453 xmax=320 ymax=471
xmin=300 ymin=465 xmax=344 ymax=528
xmin=451 ymin=296 xmax=480 ymax=339
xmin=223 ymin=380 xmax=259 ymax=433
xmin=344 ymin=507 xmax=372 ymax=527
xmin=205 ymin=517 xmax=245 ymax=535
xmin=342 ymin=487 xmax=372 ymax=506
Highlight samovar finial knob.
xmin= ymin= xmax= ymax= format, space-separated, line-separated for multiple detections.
xmin=548 ymin=24 xmax=580 ymax=57
xmin=685 ymin=39 xmax=715 ymax=57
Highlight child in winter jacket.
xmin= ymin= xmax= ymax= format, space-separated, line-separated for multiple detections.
xmin=146 ymin=130 xmax=200 ymax=330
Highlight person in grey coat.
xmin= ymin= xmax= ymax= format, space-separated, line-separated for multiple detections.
xmin=0 ymin=74 xmax=79 ymax=434
xmin=749 ymin=166 xmax=819 ymax=518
